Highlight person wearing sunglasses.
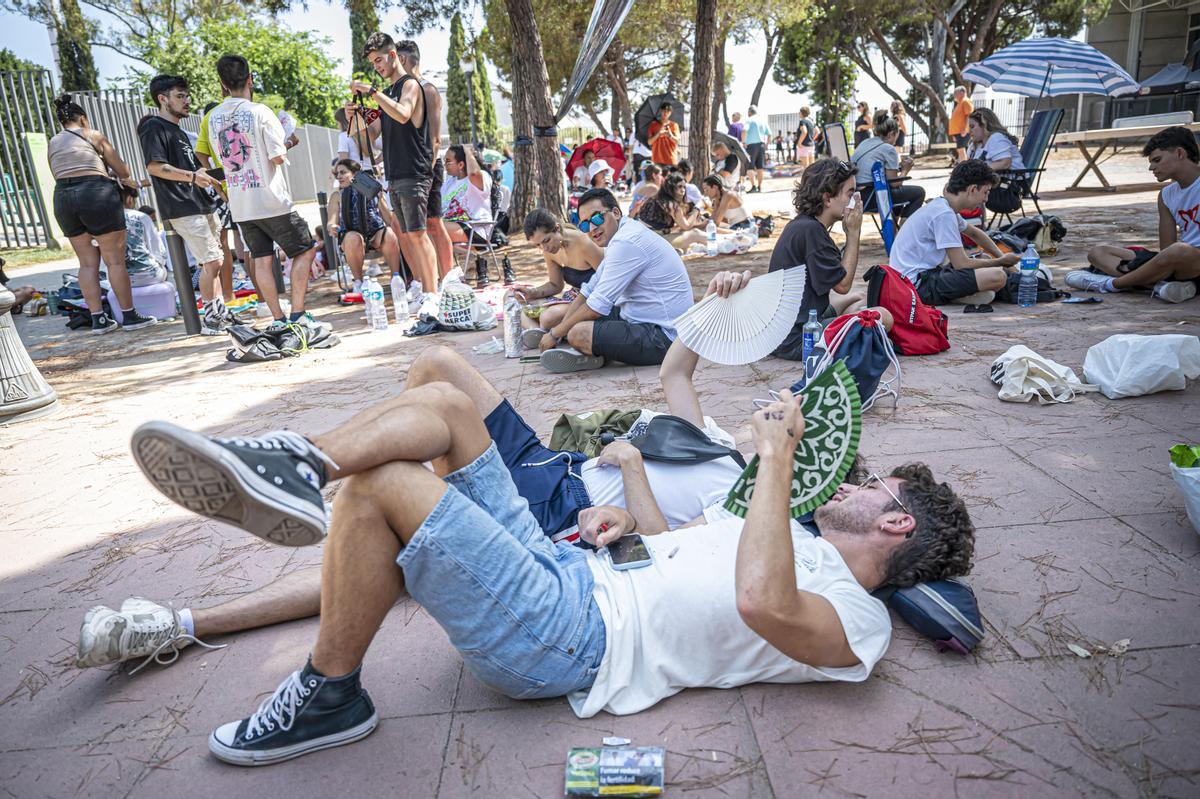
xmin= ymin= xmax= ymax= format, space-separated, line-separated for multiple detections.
xmin=536 ymin=188 xmax=693 ymax=373
xmin=515 ymin=208 xmax=605 ymax=346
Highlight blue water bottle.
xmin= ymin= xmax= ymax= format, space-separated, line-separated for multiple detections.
xmin=1018 ymin=244 xmax=1040 ymax=308
xmin=801 ymin=309 xmax=821 ymax=362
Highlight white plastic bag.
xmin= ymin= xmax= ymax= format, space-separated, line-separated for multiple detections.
xmin=1083 ymin=334 xmax=1200 ymax=399
xmin=1172 ymin=464 xmax=1200 ymax=535
xmin=990 ymin=345 xmax=1098 ymax=404
xmin=436 ymin=278 xmax=497 ymax=331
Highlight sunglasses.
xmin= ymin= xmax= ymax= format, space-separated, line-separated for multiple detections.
xmin=577 ymin=210 xmax=610 ymax=233
xmin=860 ymin=473 xmax=913 ymax=537
xmin=834 ymin=160 xmax=855 ymax=181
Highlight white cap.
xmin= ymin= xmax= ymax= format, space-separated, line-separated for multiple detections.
xmin=588 ymin=158 xmax=613 ymax=179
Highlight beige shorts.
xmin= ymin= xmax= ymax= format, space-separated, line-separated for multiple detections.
xmin=168 ymin=213 xmax=222 ymax=265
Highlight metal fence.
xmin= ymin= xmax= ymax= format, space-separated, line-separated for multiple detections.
xmin=0 ymin=71 xmax=341 ymax=250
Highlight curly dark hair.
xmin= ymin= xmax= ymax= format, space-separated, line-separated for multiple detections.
xmin=945 ymin=159 xmax=998 ymax=194
xmin=791 ymin=158 xmax=854 ymax=217
xmin=881 ymin=463 xmax=975 ymax=588
xmin=1142 ymin=126 xmax=1200 ymax=163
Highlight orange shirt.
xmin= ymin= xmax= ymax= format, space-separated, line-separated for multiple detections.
xmin=949 ymin=98 xmax=973 ymax=136
xmin=648 ymin=120 xmax=679 ymax=165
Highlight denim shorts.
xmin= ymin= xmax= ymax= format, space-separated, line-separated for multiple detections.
xmin=396 ymin=443 xmax=606 ymax=699
xmin=484 ymin=400 xmax=591 ymax=537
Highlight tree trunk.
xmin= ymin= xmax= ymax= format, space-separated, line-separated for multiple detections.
xmin=712 ymin=33 xmax=727 ymax=129
xmin=689 ymin=0 xmax=718 ymax=187
xmin=604 ymin=43 xmax=634 ymax=137
xmin=583 ymin=100 xmax=610 ymax=138
xmin=926 ymin=22 xmax=948 ymax=142
xmin=749 ymin=25 xmax=783 ymax=109
xmin=509 ymin=60 xmax=537 ymax=226
xmin=505 ymin=0 xmax=566 ymax=217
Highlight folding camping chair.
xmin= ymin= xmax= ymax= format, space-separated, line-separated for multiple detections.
xmin=824 ymin=123 xmax=851 ymax=162
xmin=988 ymin=108 xmax=1064 ymax=229
xmin=451 ymin=177 xmax=513 ymax=284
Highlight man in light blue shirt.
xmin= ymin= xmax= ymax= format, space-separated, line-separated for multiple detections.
xmin=537 ymin=188 xmax=694 ymax=372
xmin=743 ymin=106 xmax=771 ymax=193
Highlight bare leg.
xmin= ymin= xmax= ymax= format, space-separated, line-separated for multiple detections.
xmin=218 ymin=232 xmax=235 ymax=300
xmin=288 ymin=246 xmax=316 ymax=313
xmin=192 ymin=568 xmax=325 ymax=637
xmin=67 ymin=233 xmax=104 ymax=314
xmin=426 ymin=217 xmax=453 ymax=277
xmin=343 ymin=231 xmax=366 ymax=282
xmin=406 ymin=344 xmax=504 ymax=417
xmin=378 ymin=229 xmax=402 ymax=280
xmin=1112 ymin=242 xmax=1200 ymax=289
xmin=526 ymin=302 xmax=569 ymax=332
xmin=198 ymin=258 xmax=221 ymax=303
xmin=974 ymin=267 xmax=1009 ymax=293
xmin=564 ymin=320 xmax=597 ymax=355
xmin=252 ymin=255 xmax=284 ymax=318
xmin=397 ymin=230 xmax=438 ymax=291
xmin=831 ymin=291 xmax=865 ymax=314
xmin=95 ymin=229 xmax=135 ymax=311
xmin=1086 ymin=244 xmax=1135 ymax=277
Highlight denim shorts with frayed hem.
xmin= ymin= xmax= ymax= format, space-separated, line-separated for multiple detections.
xmin=396 ymin=443 xmax=606 ymax=700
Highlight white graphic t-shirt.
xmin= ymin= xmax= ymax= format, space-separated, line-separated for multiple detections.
xmin=1161 ymin=176 xmax=1200 ymax=247
xmin=207 ymin=98 xmax=291 ymax=222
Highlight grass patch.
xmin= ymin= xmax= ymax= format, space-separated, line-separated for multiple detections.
xmin=1 ymin=247 xmax=70 ymax=270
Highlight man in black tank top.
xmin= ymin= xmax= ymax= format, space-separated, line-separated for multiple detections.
xmin=350 ymin=32 xmax=438 ymax=294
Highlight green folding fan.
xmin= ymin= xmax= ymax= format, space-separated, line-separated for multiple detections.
xmin=724 ymin=360 xmax=862 ymax=519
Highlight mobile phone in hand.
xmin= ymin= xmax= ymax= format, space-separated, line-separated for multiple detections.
xmin=606 ymin=534 xmax=654 ymax=571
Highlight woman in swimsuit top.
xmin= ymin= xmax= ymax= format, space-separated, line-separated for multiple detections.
xmin=516 ymin=208 xmax=604 ymax=333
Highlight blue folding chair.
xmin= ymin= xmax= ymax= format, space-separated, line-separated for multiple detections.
xmin=871 ymin=161 xmax=896 ymax=254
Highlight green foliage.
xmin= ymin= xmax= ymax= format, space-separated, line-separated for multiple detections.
xmin=775 ymin=8 xmax=857 ymax=122
xmin=446 ymin=12 xmax=470 ymax=142
xmin=347 ymin=0 xmax=382 ymax=79
xmin=0 ymin=48 xmax=41 ymax=73
xmin=471 ymin=37 xmax=499 ymax=147
xmin=124 ymin=13 xmax=342 ymax=126
xmin=56 ymin=0 xmax=99 ymax=90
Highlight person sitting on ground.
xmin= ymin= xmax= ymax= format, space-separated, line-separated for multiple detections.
xmin=850 ymin=110 xmax=925 ymax=221
xmin=326 ymin=159 xmax=402 ymax=293
xmin=516 ymin=208 xmax=605 ymax=339
xmin=966 ymin=108 xmax=1024 ymax=172
xmin=769 ymin=158 xmax=894 ymax=360
xmin=572 ymin=150 xmax=596 ymax=190
xmin=115 ymin=328 xmax=974 ymax=763
xmin=1069 ymin=126 xmax=1200 ymax=303
xmin=629 ymin=163 xmax=664 ymax=216
xmin=889 ymin=160 xmax=1020 ymax=306
xmin=701 ymin=175 xmax=752 ymax=230
xmin=796 ymin=107 xmax=816 ymax=169
xmin=588 ymin=158 xmax=615 ymax=189
xmin=674 ymin=159 xmax=704 ymax=207
xmin=0 ymin=259 xmax=38 ymax=314
xmin=537 ymin=188 xmax=693 ymax=372
xmin=711 ymin=140 xmax=741 ymax=188
xmin=853 ymin=101 xmax=872 ymax=147
xmin=99 ymin=185 xmax=170 ymax=288
xmin=634 ymin=173 xmax=707 ymax=248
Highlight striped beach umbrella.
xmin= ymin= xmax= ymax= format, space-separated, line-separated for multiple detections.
xmin=963 ymin=37 xmax=1139 ymax=97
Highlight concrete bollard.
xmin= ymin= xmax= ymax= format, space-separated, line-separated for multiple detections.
xmin=165 ymin=230 xmax=201 ymax=336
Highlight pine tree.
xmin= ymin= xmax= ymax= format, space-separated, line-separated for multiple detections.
xmin=471 ymin=37 xmax=498 ymax=147
xmin=446 ymin=12 xmax=471 ymax=143
xmin=56 ymin=0 xmax=98 ymax=91
xmin=346 ymin=0 xmax=381 ymax=79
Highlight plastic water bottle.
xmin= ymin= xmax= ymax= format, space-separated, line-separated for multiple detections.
xmin=390 ymin=274 xmax=406 ymax=324
xmin=706 ymin=219 xmax=718 ymax=257
xmin=365 ymin=278 xmax=388 ymax=331
xmin=1018 ymin=244 xmax=1040 ymax=308
xmin=801 ymin=309 xmax=821 ymax=362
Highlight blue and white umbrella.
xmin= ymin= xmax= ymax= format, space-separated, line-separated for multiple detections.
xmin=963 ymin=37 xmax=1139 ymax=97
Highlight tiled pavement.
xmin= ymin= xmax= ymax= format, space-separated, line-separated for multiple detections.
xmin=2 ymin=157 xmax=1197 ymax=797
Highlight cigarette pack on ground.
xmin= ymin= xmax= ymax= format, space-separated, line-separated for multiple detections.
xmin=564 ymin=746 xmax=665 ymax=797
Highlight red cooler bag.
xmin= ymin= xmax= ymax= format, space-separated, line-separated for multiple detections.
xmin=863 ymin=264 xmax=950 ymax=356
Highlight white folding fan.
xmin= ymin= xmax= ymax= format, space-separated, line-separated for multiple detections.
xmin=673 ymin=268 xmax=807 ymax=365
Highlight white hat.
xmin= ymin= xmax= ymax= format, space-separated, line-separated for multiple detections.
xmin=588 ymin=158 xmax=614 ymax=179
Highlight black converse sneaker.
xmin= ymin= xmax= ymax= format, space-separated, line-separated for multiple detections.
xmin=120 ymin=309 xmax=159 ymax=330
xmin=91 ymin=313 xmax=117 ymax=335
xmin=209 ymin=661 xmax=377 ymax=766
xmin=130 ymin=421 xmax=335 ymax=546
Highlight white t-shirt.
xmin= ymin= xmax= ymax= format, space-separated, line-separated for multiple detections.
xmin=441 ymin=171 xmax=493 ymax=237
xmin=207 ymin=98 xmax=291 ymax=222
xmin=684 ymin=182 xmax=703 ymax=206
xmin=969 ymin=132 xmax=1024 ymax=170
xmin=569 ymin=503 xmax=891 ymax=717
xmin=889 ymin=197 xmax=968 ymax=282
xmin=579 ymin=456 xmax=744 ymax=531
xmin=1160 ymin=176 xmax=1200 ymax=247
xmin=337 ymin=131 xmax=364 ymax=167
xmin=572 ymin=165 xmax=591 ymax=188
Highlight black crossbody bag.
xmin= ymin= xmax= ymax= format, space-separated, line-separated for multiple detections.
xmin=350 ymin=93 xmax=383 ymax=202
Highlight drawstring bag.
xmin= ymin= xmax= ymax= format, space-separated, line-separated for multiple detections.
xmin=790 ymin=309 xmax=901 ymax=411
xmin=990 ymin=345 xmax=1098 ymax=404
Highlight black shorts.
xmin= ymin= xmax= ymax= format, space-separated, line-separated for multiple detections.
xmin=389 ymin=179 xmax=431 ymax=233
xmin=338 ymin=226 xmax=385 ymax=247
xmin=239 ymin=211 xmax=313 ymax=259
xmin=915 ymin=265 xmax=980 ymax=305
xmin=427 ymin=160 xmax=444 ymax=219
xmin=747 ymin=142 xmax=766 ymax=170
xmin=1119 ymin=247 xmax=1157 ymax=273
xmin=53 ymin=176 xmax=125 ymax=238
xmin=590 ymin=307 xmax=674 ymax=366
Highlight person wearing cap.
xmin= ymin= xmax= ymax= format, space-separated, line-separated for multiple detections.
xmin=588 ymin=158 xmax=615 ymax=189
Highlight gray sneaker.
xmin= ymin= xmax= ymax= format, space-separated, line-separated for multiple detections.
xmin=1152 ymin=280 xmax=1197 ymax=304
xmin=1065 ymin=270 xmax=1119 ymax=293
xmin=540 ymin=346 xmax=605 ymax=373
xmin=521 ymin=327 xmax=547 ymax=350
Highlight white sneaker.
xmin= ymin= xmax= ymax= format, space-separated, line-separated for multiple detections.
xmin=76 ymin=598 xmax=223 ymax=672
xmin=1065 ymin=271 xmax=1119 ymax=293
xmin=951 ymin=290 xmax=996 ymax=305
xmin=1152 ymin=280 xmax=1197 ymax=304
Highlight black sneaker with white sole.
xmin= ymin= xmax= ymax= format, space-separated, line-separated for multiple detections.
xmin=91 ymin=313 xmax=117 ymax=335
xmin=209 ymin=661 xmax=377 ymax=766
xmin=130 ymin=421 xmax=334 ymax=546
xmin=120 ymin=309 xmax=159 ymax=330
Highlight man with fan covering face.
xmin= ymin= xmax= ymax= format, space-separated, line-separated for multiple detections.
xmin=83 ymin=266 xmax=974 ymax=765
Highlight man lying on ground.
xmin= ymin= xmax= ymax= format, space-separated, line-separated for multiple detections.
xmin=1069 ymin=126 xmax=1200 ymax=304
xmin=535 ymin=187 xmax=693 ymax=373
xmin=889 ymin=159 xmax=1020 ymax=306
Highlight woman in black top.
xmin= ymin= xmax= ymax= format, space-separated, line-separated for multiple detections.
xmin=635 ymin=173 xmax=706 ymax=248
xmin=853 ymin=101 xmax=872 ymax=147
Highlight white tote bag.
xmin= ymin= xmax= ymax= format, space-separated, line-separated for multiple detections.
xmin=990 ymin=345 xmax=1099 ymax=404
xmin=1083 ymin=334 xmax=1200 ymax=399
